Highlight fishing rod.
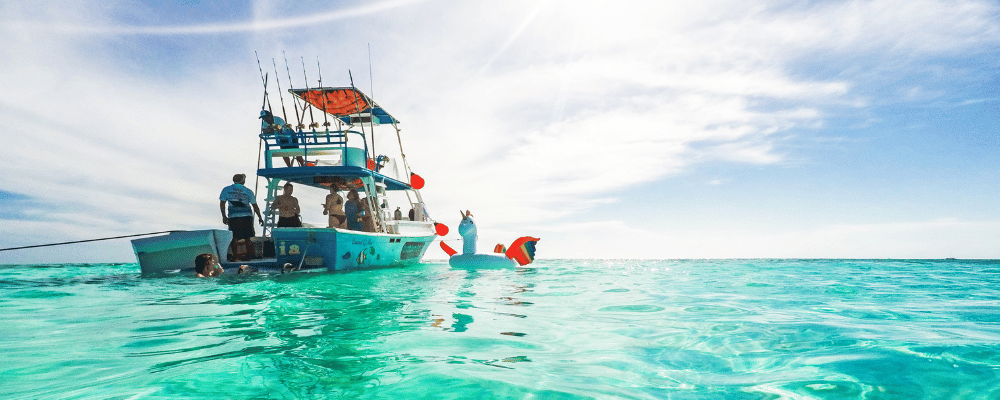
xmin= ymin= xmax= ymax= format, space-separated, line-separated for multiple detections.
xmin=254 ymin=52 xmax=273 ymax=196
xmin=317 ymin=57 xmax=331 ymax=130
xmin=0 ymin=231 xmax=180 ymax=252
xmin=301 ymin=57 xmax=318 ymax=130
xmin=255 ymin=72 xmax=267 ymax=195
xmin=254 ymin=52 xmax=274 ymax=114
xmin=283 ymin=51 xmax=304 ymax=130
xmin=271 ymin=58 xmax=291 ymax=127
xmin=255 ymin=52 xmax=267 ymax=109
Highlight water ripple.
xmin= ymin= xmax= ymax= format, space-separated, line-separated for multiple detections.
xmin=2 ymin=260 xmax=1000 ymax=398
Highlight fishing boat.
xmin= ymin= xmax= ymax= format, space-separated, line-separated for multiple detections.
xmin=254 ymin=84 xmax=438 ymax=272
xmin=133 ymin=71 xmax=439 ymax=275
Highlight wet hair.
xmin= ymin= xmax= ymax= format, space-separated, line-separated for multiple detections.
xmin=194 ymin=253 xmax=216 ymax=275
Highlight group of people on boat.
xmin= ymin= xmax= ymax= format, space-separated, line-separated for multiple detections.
xmin=220 ymin=173 xmax=420 ymax=238
xmin=320 ymin=178 xmax=379 ymax=232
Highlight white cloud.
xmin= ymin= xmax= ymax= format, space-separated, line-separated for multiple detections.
xmin=5 ymin=0 xmax=427 ymax=35
xmin=0 ymin=0 xmax=997 ymax=262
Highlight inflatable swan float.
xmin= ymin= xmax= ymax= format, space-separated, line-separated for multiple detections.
xmin=439 ymin=211 xmax=539 ymax=268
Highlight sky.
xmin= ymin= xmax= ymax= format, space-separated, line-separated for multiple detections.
xmin=0 ymin=0 xmax=998 ymax=263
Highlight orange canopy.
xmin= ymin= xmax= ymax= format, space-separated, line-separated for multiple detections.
xmin=289 ymin=87 xmax=398 ymax=125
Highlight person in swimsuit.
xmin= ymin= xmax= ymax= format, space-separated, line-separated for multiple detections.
xmin=323 ymin=184 xmax=347 ymax=228
xmin=272 ymin=183 xmax=302 ymax=228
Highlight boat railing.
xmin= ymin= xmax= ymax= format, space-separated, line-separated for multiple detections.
xmin=259 ymin=129 xmax=369 ymax=169
xmin=383 ymin=219 xmax=434 ymax=235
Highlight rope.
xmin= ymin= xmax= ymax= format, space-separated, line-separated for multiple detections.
xmin=0 ymin=231 xmax=180 ymax=252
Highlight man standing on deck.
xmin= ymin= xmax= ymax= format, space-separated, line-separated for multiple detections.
xmin=273 ymin=182 xmax=302 ymax=228
xmin=220 ymin=174 xmax=265 ymax=242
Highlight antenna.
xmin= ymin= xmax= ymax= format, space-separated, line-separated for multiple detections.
xmin=348 ymin=70 xmax=371 ymax=159
xmin=368 ymin=43 xmax=375 ymax=100
xmin=367 ymin=44 xmax=378 ymax=160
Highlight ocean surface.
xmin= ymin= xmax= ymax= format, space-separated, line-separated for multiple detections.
xmin=2 ymin=259 xmax=999 ymax=399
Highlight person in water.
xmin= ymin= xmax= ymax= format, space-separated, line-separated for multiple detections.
xmin=323 ymin=183 xmax=347 ymax=228
xmin=259 ymin=110 xmax=304 ymax=167
xmin=344 ymin=189 xmax=364 ymax=231
xmin=194 ymin=253 xmax=249 ymax=277
xmin=219 ymin=174 xmax=264 ymax=242
xmin=272 ymin=183 xmax=302 ymax=228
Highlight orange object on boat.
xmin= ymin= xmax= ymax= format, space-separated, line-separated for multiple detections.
xmin=410 ymin=173 xmax=424 ymax=189
xmin=435 ymin=223 xmax=449 ymax=236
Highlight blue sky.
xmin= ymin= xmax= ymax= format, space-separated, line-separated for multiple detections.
xmin=0 ymin=0 xmax=998 ymax=263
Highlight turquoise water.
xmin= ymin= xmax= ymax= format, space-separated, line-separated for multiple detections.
xmin=2 ymin=259 xmax=999 ymax=399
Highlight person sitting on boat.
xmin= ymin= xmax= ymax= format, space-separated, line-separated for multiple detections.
xmin=394 ymin=207 xmax=403 ymax=221
xmin=323 ymin=183 xmax=347 ymax=229
xmin=220 ymin=173 xmax=264 ymax=242
xmin=259 ymin=109 xmax=304 ymax=167
xmin=272 ymin=182 xmax=302 ymax=228
xmin=194 ymin=253 xmax=249 ymax=277
xmin=345 ymin=189 xmax=365 ymax=231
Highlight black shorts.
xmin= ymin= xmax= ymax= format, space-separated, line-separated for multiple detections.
xmin=277 ymin=216 xmax=302 ymax=227
xmin=278 ymin=136 xmax=299 ymax=150
xmin=228 ymin=216 xmax=255 ymax=240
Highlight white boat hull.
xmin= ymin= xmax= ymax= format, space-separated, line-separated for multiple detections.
xmin=131 ymin=230 xmax=232 ymax=275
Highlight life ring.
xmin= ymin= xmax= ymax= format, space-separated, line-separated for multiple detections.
xmin=449 ymin=253 xmax=518 ymax=269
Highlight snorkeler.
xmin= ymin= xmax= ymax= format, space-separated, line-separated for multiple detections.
xmin=194 ymin=253 xmax=252 ymax=277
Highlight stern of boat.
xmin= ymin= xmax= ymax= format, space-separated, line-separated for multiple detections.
xmin=272 ymin=228 xmax=435 ymax=272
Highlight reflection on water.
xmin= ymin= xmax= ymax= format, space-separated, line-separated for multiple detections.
xmin=2 ymin=260 xmax=1000 ymax=398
